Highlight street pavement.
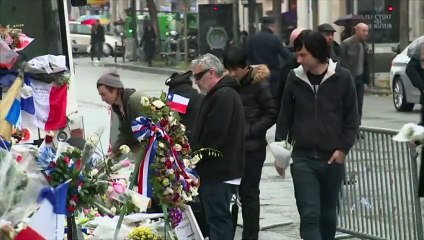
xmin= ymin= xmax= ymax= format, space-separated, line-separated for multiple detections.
xmin=73 ymin=57 xmax=420 ymax=240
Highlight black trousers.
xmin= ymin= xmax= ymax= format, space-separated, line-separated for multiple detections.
xmin=239 ymin=148 xmax=266 ymax=240
xmin=200 ymin=182 xmax=237 ymax=240
xmin=291 ymin=156 xmax=344 ymax=240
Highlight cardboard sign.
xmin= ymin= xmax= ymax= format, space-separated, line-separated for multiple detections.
xmin=174 ymin=205 xmax=204 ymax=240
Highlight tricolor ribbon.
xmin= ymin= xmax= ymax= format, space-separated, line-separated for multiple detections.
xmin=131 ymin=116 xmax=193 ymax=197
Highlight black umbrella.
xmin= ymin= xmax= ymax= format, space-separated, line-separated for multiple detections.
xmin=334 ymin=14 xmax=365 ymax=26
xmin=407 ymin=36 xmax=424 ymax=60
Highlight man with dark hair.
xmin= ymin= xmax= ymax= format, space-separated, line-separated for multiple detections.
xmin=191 ymin=53 xmax=245 ymax=240
xmin=317 ymin=23 xmax=342 ymax=62
xmin=96 ymin=69 xmax=144 ymax=155
xmin=223 ymin=47 xmax=278 ymax=240
xmin=275 ymin=30 xmax=359 ymax=240
xmin=247 ymin=16 xmax=291 ymax=101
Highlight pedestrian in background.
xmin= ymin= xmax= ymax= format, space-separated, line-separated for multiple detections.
xmin=164 ymin=71 xmax=204 ymax=145
xmin=90 ymin=20 xmax=105 ymax=62
xmin=276 ymin=30 xmax=359 ymax=240
xmin=223 ymin=47 xmax=278 ymax=240
xmin=190 ymin=53 xmax=245 ymax=240
xmin=340 ymin=22 xmax=370 ymax=127
xmin=140 ymin=24 xmax=156 ymax=67
xmin=247 ymin=16 xmax=291 ymax=102
xmin=317 ymin=23 xmax=342 ymax=62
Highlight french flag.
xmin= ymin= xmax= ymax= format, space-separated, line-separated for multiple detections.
xmin=166 ymin=93 xmax=190 ymax=114
xmin=21 ymin=79 xmax=67 ymax=131
xmin=15 ymin=181 xmax=69 ymax=240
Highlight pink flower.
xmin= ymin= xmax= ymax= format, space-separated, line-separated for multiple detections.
xmin=83 ymin=209 xmax=90 ymax=215
xmin=112 ymin=182 xmax=126 ymax=194
xmin=120 ymin=159 xmax=130 ymax=168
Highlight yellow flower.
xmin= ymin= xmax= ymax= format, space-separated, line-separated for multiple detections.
xmin=173 ymin=144 xmax=182 ymax=152
xmin=162 ymin=178 xmax=170 ymax=186
xmin=152 ymin=100 xmax=166 ymax=109
xmin=119 ymin=145 xmax=131 ymax=154
xmin=140 ymin=96 xmax=150 ymax=107
xmin=90 ymin=169 xmax=99 ymax=177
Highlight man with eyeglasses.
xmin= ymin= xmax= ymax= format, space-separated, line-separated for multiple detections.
xmin=190 ymin=53 xmax=245 ymax=240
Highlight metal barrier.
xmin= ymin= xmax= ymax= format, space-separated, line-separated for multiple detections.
xmin=337 ymin=127 xmax=424 ymax=240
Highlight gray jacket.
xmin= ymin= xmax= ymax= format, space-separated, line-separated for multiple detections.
xmin=340 ymin=36 xmax=370 ymax=84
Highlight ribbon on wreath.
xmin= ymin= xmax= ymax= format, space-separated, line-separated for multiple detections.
xmin=131 ymin=116 xmax=194 ymax=197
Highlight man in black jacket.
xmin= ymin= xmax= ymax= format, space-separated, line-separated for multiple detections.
xmin=223 ymin=47 xmax=278 ymax=240
xmin=405 ymin=52 xmax=424 ymax=197
xmin=191 ymin=53 xmax=245 ymax=240
xmin=247 ymin=16 xmax=291 ymax=100
xmin=275 ymin=30 xmax=359 ymax=240
xmin=165 ymin=71 xmax=204 ymax=143
xmin=317 ymin=23 xmax=342 ymax=62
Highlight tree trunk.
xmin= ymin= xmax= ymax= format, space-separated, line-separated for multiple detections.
xmin=399 ymin=0 xmax=409 ymax=50
xmin=146 ymin=0 xmax=161 ymax=52
xmin=247 ymin=0 xmax=256 ymax=34
xmin=272 ymin=0 xmax=282 ymax=38
xmin=232 ymin=0 xmax=240 ymax=45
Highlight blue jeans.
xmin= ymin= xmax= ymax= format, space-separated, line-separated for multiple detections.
xmin=200 ymin=182 xmax=237 ymax=240
xmin=291 ymin=156 xmax=344 ymax=240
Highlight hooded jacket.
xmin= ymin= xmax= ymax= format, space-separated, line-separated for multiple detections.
xmin=275 ymin=60 xmax=359 ymax=160
xmin=111 ymin=88 xmax=144 ymax=154
xmin=239 ymin=65 xmax=278 ymax=150
xmin=191 ymin=76 xmax=245 ymax=184
xmin=165 ymin=71 xmax=204 ymax=142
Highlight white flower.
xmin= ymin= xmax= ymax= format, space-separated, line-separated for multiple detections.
xmin=140 ymin=96 xmax=150 ymax=107
xmin=191 ymin=187 xmax=199 ymax=197
xmin=90 ymin=169 xmax=99 ymax=177
xmin=67 ymin=146 xmax=75 ymax=153
xmin=183 ymin=159 xmax=191 ymax=168
xmin=191 ymin=155 xmax=201 ymax=165
xmin=182 ymin=191 xmax=193 ymax=202
xmin=164 ymin=187 xmax=174 ymax=195
xmin=168 ymin=115 xmax=177 ymax=126
xmin=166 ymin=169 xmax=175 ymax=175
xmin=152 ymin=100 xmax=166 ymax=109
xmin=119 ymin=145 xmax=130 ymax=155
xmin=173 ymin=144 xmax=182 ymax=152
xmin=169 ymin=157 xmax=175 ymax=163
xmin=181 ymin=124 xmax=186 ymax=133
xmin=158 ymin=142 xmax=165 ymax=149
xmin=88 ymin=134 xmax=100 ymax=145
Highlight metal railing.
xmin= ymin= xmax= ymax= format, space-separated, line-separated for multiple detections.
xmin=337 ymin=127 xmax=423 ymax=240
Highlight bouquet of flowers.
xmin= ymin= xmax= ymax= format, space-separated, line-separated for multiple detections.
xmin=0 ymin=25 xmax=33 ymax=51
xmin=35 ymin=131 xmax=134 ymax=216
xmin=130 ymin=93 xmax=201 ymax=227
xmin=0 ymin=148 xmax=46 ymax=239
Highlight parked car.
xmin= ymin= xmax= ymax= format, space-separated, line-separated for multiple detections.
xmin=69 ymin=21 xmax=123 ymax=57
xmin=390 ymin=38 xmax=421 ymax=112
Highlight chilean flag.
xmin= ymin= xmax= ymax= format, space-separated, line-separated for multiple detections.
xmin=15 ymin=181 xmax=69 ymax=240
xmin=21 ymin=79 xmax=67 ymax=131
xmin=166 ymin=93 xmax=190 ymax=114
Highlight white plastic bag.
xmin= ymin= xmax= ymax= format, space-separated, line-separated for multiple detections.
xmin=25 ymin=55 xmax=68 ymax=74
xmin=268 ymin=141 xmax=294 ymax=178
xmin=393 ymin=123 xmax=424 ymax=143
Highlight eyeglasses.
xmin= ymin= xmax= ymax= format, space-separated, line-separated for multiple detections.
xmin=192 ymin=69 xmax=210 ymax=81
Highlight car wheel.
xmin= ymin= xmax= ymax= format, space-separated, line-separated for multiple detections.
xmin=392 ymin=77 xmax=414 ymax=112
xmin=103 ymin=44 xmax=114 ymax=57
